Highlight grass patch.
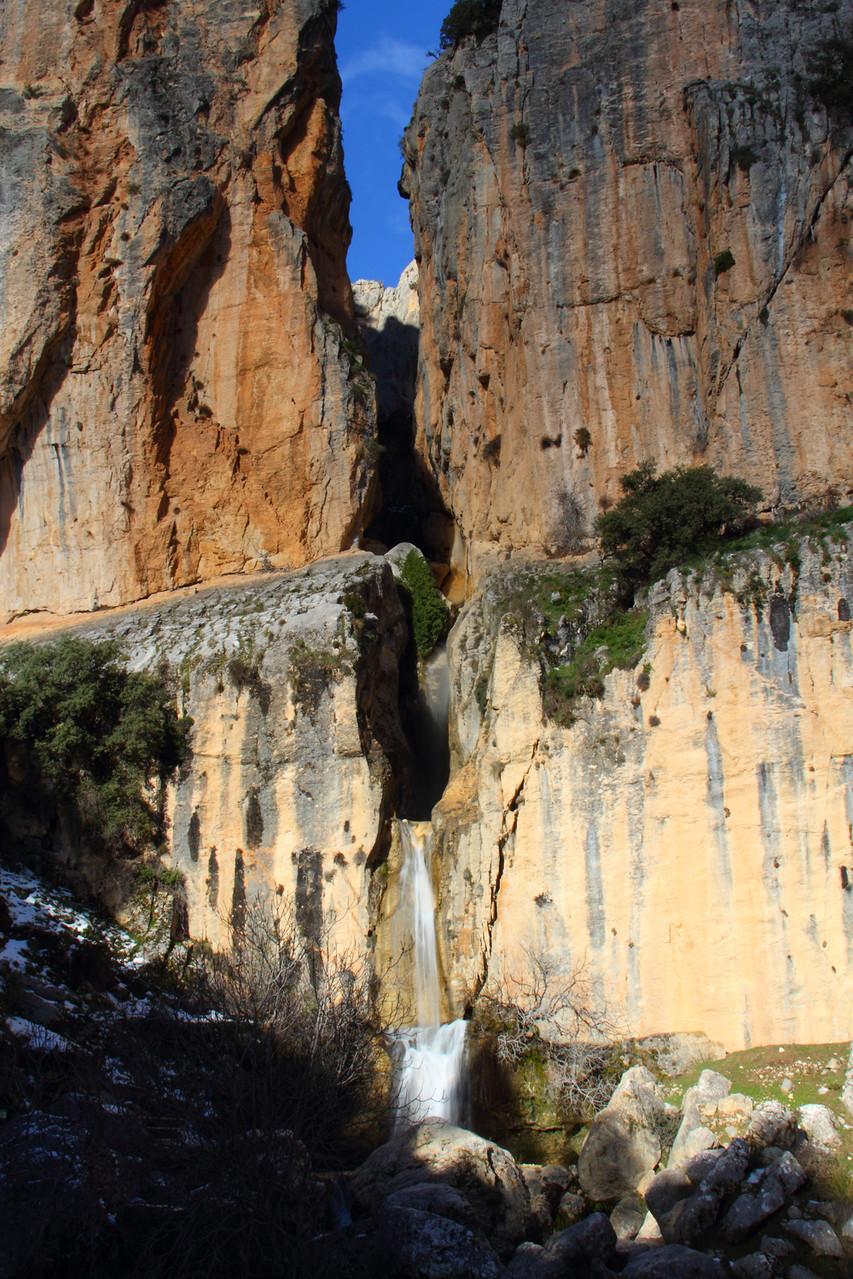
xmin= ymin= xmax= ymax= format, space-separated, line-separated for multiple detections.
xmin=663 ymin=1042 xmax=853 ymax=1198
xmin=493 ymin=564 xmax=647 ymax=726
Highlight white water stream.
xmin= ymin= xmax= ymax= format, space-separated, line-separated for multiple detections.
xmin=392 ymin=821 xmax=467 ymax=1130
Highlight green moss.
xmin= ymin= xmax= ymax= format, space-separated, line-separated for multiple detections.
xmin=543 ymin=609 xmax=649 ymax=726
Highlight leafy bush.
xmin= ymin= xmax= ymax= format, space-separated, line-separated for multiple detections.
xmin=400 ymin=550 xmax=449 ymax=659
xmin=439 ymin=0 xmax=502 ymax=49
xmin=0 ymin=638 xmax=190 ymax=857
xmin=596 ymin=463 xmax=762 ymax=601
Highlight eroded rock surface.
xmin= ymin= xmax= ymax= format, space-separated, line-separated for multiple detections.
xmin=432 ymin=533 xmax=853 ymax=1049
xmin=405 ymin=0 xmax=853 ymax=580
xmin=0 ymin=0 xmax=376 ymax=623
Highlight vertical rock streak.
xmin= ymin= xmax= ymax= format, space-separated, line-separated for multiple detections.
xmin=405 ymin=0 xmax=853 ymax=580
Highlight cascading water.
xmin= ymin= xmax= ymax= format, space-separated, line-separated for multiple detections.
xmin=392 ymin=821 xmax=467 ymax=1129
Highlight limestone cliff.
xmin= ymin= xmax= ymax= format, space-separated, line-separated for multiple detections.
xmin=0 ymin=0 xmax=376 ymax=623
xmin=427 ymin=530 xmax=853 ymax=1050
xmin=404 ymin=0 xmax=853 ymax=581
xmin=3 ymin=553 xmax=408 ymax=952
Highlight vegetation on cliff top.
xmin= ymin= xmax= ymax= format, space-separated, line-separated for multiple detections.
xmin=439 ymin=0 xmax=502 ymax=50
xmin=596 ymin=463 xmax=763 ymax=603
xmin=0 ymin=638 xmax=191 ymax=859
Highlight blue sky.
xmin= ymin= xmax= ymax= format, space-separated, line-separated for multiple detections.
xmin=336 ymin=0 xmax=449 ymax=287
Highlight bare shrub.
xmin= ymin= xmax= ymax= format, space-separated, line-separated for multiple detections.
xmin=553 ymin=487 xmax=588 ymax=554
xmin=480 ymin=946 xmax=619 ymax=1120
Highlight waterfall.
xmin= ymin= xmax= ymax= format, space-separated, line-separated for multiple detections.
xmin=392 ymin=821 xmax=467 ymax=1129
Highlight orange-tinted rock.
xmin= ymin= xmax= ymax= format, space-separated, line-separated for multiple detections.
xmin=405 ymin=0 xmax=853 ymax=583
xmin=0 ymin=0 xmax=377 ymax=622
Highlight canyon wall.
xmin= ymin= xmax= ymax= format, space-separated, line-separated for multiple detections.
xmin=404 ymin=0 xmax=853 ymax=581
xmin=427 ymin=532 xmax=853 ymax=1050
xmin=0 ymin=0 xmax=375 ymax=624
xmin=3 ymin=553 xmax=410 ymax=953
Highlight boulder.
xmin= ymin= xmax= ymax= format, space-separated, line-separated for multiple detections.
xmin=745 ymin=1102 xmax=797 ymax=1152
xmin=555 ymin=1192 xmax=587 ymax=1225
xmin=377 ymin=1205 xmax=511 ymax=1278
xmin=644 ymin=1168 xmax=692 ymax=1221
xmin=670 ymin=1139 xmax=750 ymax=1246
xmin=350 ymin=1120 xmax=530 ymax=1249
xmin=610 ymin=1195 xmax=646 ymax=1242
xmin=841 ymin=1043 xmax=853 ymax=1120
xmin=508 ymin=1242 xmax=566 ymax=1279
xmin=719 ymin=1166 xmax=787 ymax=1244
xmin=669 ymin=1071 xmax=731 ymax=1169
xmin=783 ymin=1218 xmax=843 ymax=1257
xmin=578 ymin=1113 xmax=661 ymax=1201
xmin=543 ymin=1212 xmax=619 ymax=1270
xmin=731 ymin=1254 xmax=774 ymax=1279
xmin=578 ymin=1068 xmax=674 ymax=1201
xmin=383 ymin=1183 xmax=479 ymax=1231
xmin=620 ymin=1244 xmax=731 ymax=1277
xmin=539 ymin=1163 xmax=575 ymax=1206
xmin=519 ymin=1168 xmax=552 ymax=1239
xmin=797 ymin=1104 xmax=840 ymax=1148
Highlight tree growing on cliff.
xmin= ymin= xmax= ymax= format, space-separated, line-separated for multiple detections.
xmin=596 ymin=463 xmax=762 ymax=601
xmin=400 ymin=549 xmax=449 ymax=659
xmin=0 ymin=638 xmax=191 ymax=860
xmin=439 ymin=0 xmax=502 ymax=50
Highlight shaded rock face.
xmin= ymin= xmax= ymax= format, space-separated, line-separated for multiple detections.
xmin=404 ymin=0 xmax=853 ymax=580
xmin=432 ymin=532 xmax=853 ymax=1049
xmin=6 ymin=553 xmax=408 ymax=950
xmin=0 ymin=0 xmax=376 ymax=623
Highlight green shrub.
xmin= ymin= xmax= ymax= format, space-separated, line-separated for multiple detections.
xmin=510 ymin=121 xmax=530 ymax=145
xmin=0 ymin=638 xmax=190 ymax=856
xmin=439 ymin=0 xmax=502 ymax=50
xmin=574 ymin=426 xmax=592 ymax=457
xmin=596 ymin=462 xmax=762 ymax=601
xmin=400 ymin=550 xmax=448 ymax=659
xmin=543 ymin=609 xmax=649 ymax=725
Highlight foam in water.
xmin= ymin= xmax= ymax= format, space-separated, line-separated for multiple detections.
xmin=392 ymin=821 xmax=467 ymax=1129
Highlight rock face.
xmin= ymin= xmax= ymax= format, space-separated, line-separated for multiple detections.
xmin=0 ymin=0 xmax=376 ymax=624
xmin=4 ymin=552 xmax=409 ymax=950
xmin=353 ymin=263 xmax=420 ymax=423
xmin=404 ymin=0 xmax=853 ymax=581
xmin=431 ymin=530 xmax=853 ymax=1049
